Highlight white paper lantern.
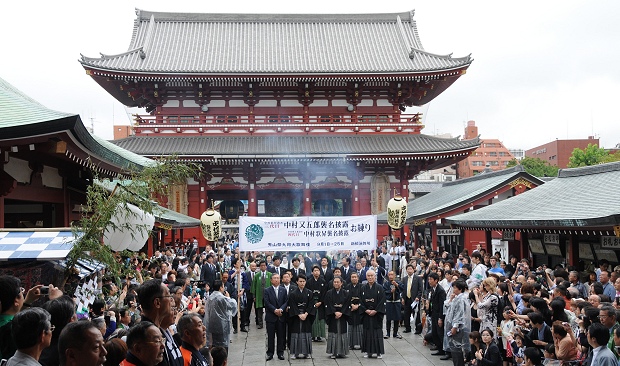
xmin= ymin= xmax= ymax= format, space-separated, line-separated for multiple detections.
xmin=200 ymin=208 xmax=222 ymax=241
xmin=387 ymin=194 xmax=407 ymax=230
xmin=103 ymin=203 xmax=155 ymax=252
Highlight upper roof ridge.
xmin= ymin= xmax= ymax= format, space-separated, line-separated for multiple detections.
xmin=442 ymin=165 xmax=524 ymax=187
xmin=134 ymin=8 xmax=417 ymax=23
xmin=558 ymin=161 xmax=620 ymax=178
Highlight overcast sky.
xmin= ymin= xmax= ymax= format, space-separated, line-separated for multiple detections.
xmin=2 ymin=1 xmax=619 ymax=150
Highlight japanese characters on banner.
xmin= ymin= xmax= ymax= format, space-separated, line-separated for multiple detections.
xmin=239 ymin=215 xmax=377 ymax=252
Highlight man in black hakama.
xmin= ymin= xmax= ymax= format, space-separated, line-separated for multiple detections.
xmin=359 ymin=269 xmax=386 ymax=358
xmin=325 ymin=276 xmax=350 ymax=359
xmin=346 ymin=272 xmax=363 ymax=350
xmin=307 ymin=265 xmax=327 ymax=341
xmin=288 ymin=274 xmax=315 ymax=359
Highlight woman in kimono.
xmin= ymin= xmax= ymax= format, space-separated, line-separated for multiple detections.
xmin=444 ymin=280 xmax=471 ymax=366
xmin=325 ymin=276 xmax=350 ymax=358
xmin=307 ymin=265 xmax=327 ymax=341
xmin=359 ymin=269 xmax=386 ymax=358
xmin=346 ymin=271 xmax=364 ymax=350
xmin=288 ymin=273 xmax=315 ymax=359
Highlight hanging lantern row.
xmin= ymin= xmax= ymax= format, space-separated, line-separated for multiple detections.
xmin=387 ymin=190 xmax=408 ymax=230
xmin=103 ymin=203 xmax=155 ymax=252
xmin=201 ymin=206 xmax=222 ymax=241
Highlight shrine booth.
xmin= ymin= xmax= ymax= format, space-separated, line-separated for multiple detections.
xmin=446 ymin=162 xmax=620 ymax=270
xmin=377 ymin=165 xmax=543 ymax=256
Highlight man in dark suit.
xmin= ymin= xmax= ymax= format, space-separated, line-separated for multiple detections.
xmin=269 ymin=256 xmax=285 ymax=278
xmin=320 ymin=257 xmax=333 ymax=282
xmin=200 ymin=254 xmax=217 ymax=292
xmin=402 ymin=264 xmax=424 ymax=333
xmin=427 ymin=272 xmax=446 ymax=356
xmin=264 ymin=273 xmax=288 ymax=361
xmin=340 ymin=257 xmax=353 ymax=284
xmin=289 ymin=257 xmax=303 ymax=283
xmin=524 ymin=311 xmax=553 ymax=349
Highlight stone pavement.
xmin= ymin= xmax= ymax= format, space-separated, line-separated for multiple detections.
xmin=227 ymin=326 xmax=453 ymax=366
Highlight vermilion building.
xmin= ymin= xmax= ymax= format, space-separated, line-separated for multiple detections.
xmin=80 ymin=9 xmax=479 ymax=245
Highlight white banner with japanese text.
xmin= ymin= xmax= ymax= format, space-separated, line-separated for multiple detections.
xmin=239 ymin=215 xmax=377 ymax=252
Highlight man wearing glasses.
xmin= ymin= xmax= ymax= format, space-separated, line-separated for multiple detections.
xmin=121 ymin=321 xmax=166 ymax=366
xmin=5 ymin=307 xmax=53 ymax=366
xmin=137 ymin=279 xmax=184 ymax=366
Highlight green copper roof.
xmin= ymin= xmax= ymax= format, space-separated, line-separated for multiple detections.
xmin=0 ymin=77 xmax=72 ymax=128
xmin=0 ymin=76 xmax=153 ymax=171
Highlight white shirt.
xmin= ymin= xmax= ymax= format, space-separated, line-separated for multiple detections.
xmin=591 ymin=345 xmax=605 ymax=366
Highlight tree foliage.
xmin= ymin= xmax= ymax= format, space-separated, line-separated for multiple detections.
xmin=65 ymin=156 xmax=202 ymax=286
xmin=506 ymin=157 xmax=559 ymax=177
xmin=567 ymin=144 xmax=611 ymax=168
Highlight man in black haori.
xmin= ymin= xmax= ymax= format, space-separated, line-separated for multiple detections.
xmin=346 ymin=271 xmax=363 ymax=350
xmin=288 ymin=274 xmax=315 ymax=359
xmin=359 ymin=269 xmax=386 ymax=358
xmin=383 ymin=270 xmax=404 ymax=339
xmin=325 ymin=276 xmax=350 ymax=359
xmin=307 ymin=265 xmax=327 ymax=341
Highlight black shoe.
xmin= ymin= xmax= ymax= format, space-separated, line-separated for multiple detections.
xmin=431 ymin=352 xmax=446 ymax=356
xmin=395 ymin=334 xmax=403 ymax=339
xmin=233 ymin=329 xmax=238 ymax=334
xmin=257 ymin=324 xmax=263 ymax=329
xmin=278 ymin=355 xmax=285 ymax=360
xmin=403 ymin=329 xmax=411 ymax=333
xmin=440 ymin=355 xmax=452 ymax=360
xmin=266 ymin=355 xmax=273 ymax=361
xmin=383 ymin=334 xmax=389 ymax=339
xmin=414 ymin=331 xmax=422 ymax=335
xmin=241 ymin=327 xmax=248 ymax=332
xmin=429 ymin=347 xmax=438 ymax=351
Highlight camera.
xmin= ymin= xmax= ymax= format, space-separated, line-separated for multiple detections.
xmin=40 ymin=286 xmax=49 ymax=295
xmin=190 ymin=280 xmax=207 ymax=289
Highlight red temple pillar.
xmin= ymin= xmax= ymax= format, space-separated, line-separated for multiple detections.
xmin=63 ymin=177 xmax=70 ymax=227
xmin=248 ymin=164 xmax=258 ymax=216
xmin=352 ymin=175 xmax=360 ymax=216
xmin=303 ymin=181 xmax=312 ymax=216
xmin=431 ymin=221 xmax=438 ymax=251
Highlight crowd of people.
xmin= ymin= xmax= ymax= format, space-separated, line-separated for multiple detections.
xmin=2 ymin=236 xmax=620 ymax=366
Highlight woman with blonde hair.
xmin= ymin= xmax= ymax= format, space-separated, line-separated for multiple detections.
xmin=474 ymin=277 xmax=499 ymax=334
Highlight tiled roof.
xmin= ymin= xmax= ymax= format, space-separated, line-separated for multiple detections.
xmin=409 ymin=181 xmax=443 ymax=193
xmin=111 ymin=134 xmax=480 ymax=157
xmin=377 ymin=166 xmax=544 ymax=223
xmin=80 ymin=9 xmax=472 ymax=75
xmin=446 ymin=162 xmax=620 ymax=229
xmin=0 ymin=76 xmax=152 ymax=171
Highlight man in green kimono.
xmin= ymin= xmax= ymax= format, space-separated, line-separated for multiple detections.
xmin=251 ymin=260 xmax=272 ymax=329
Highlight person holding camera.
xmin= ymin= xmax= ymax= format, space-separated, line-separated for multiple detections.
xmin=206 ymin=280 xmax=237 ymax=353
xmin=0 ymin=276 xmax=62 ymax=360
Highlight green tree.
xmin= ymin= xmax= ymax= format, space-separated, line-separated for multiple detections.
xmin=66 ymin=156 xmax=201 ymax=286
xmin=601 ymin=150 xmax=620 ymax=164
xmin=567 ymin=143 xmax=609 ymax=168
xmin=506 ymin=157 xmax=559 ymax=177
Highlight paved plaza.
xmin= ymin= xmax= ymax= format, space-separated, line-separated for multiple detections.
xmin=227 ymin=326 xmax=453 ymax=366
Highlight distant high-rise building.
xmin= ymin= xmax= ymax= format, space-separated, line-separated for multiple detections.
xmin=509 ymin=148 xmax=525 ymax=161
xmin=525 ymin=137 xmax=599 ymax=168
xmin=456 ymin=121 xmax=515 ymax=178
